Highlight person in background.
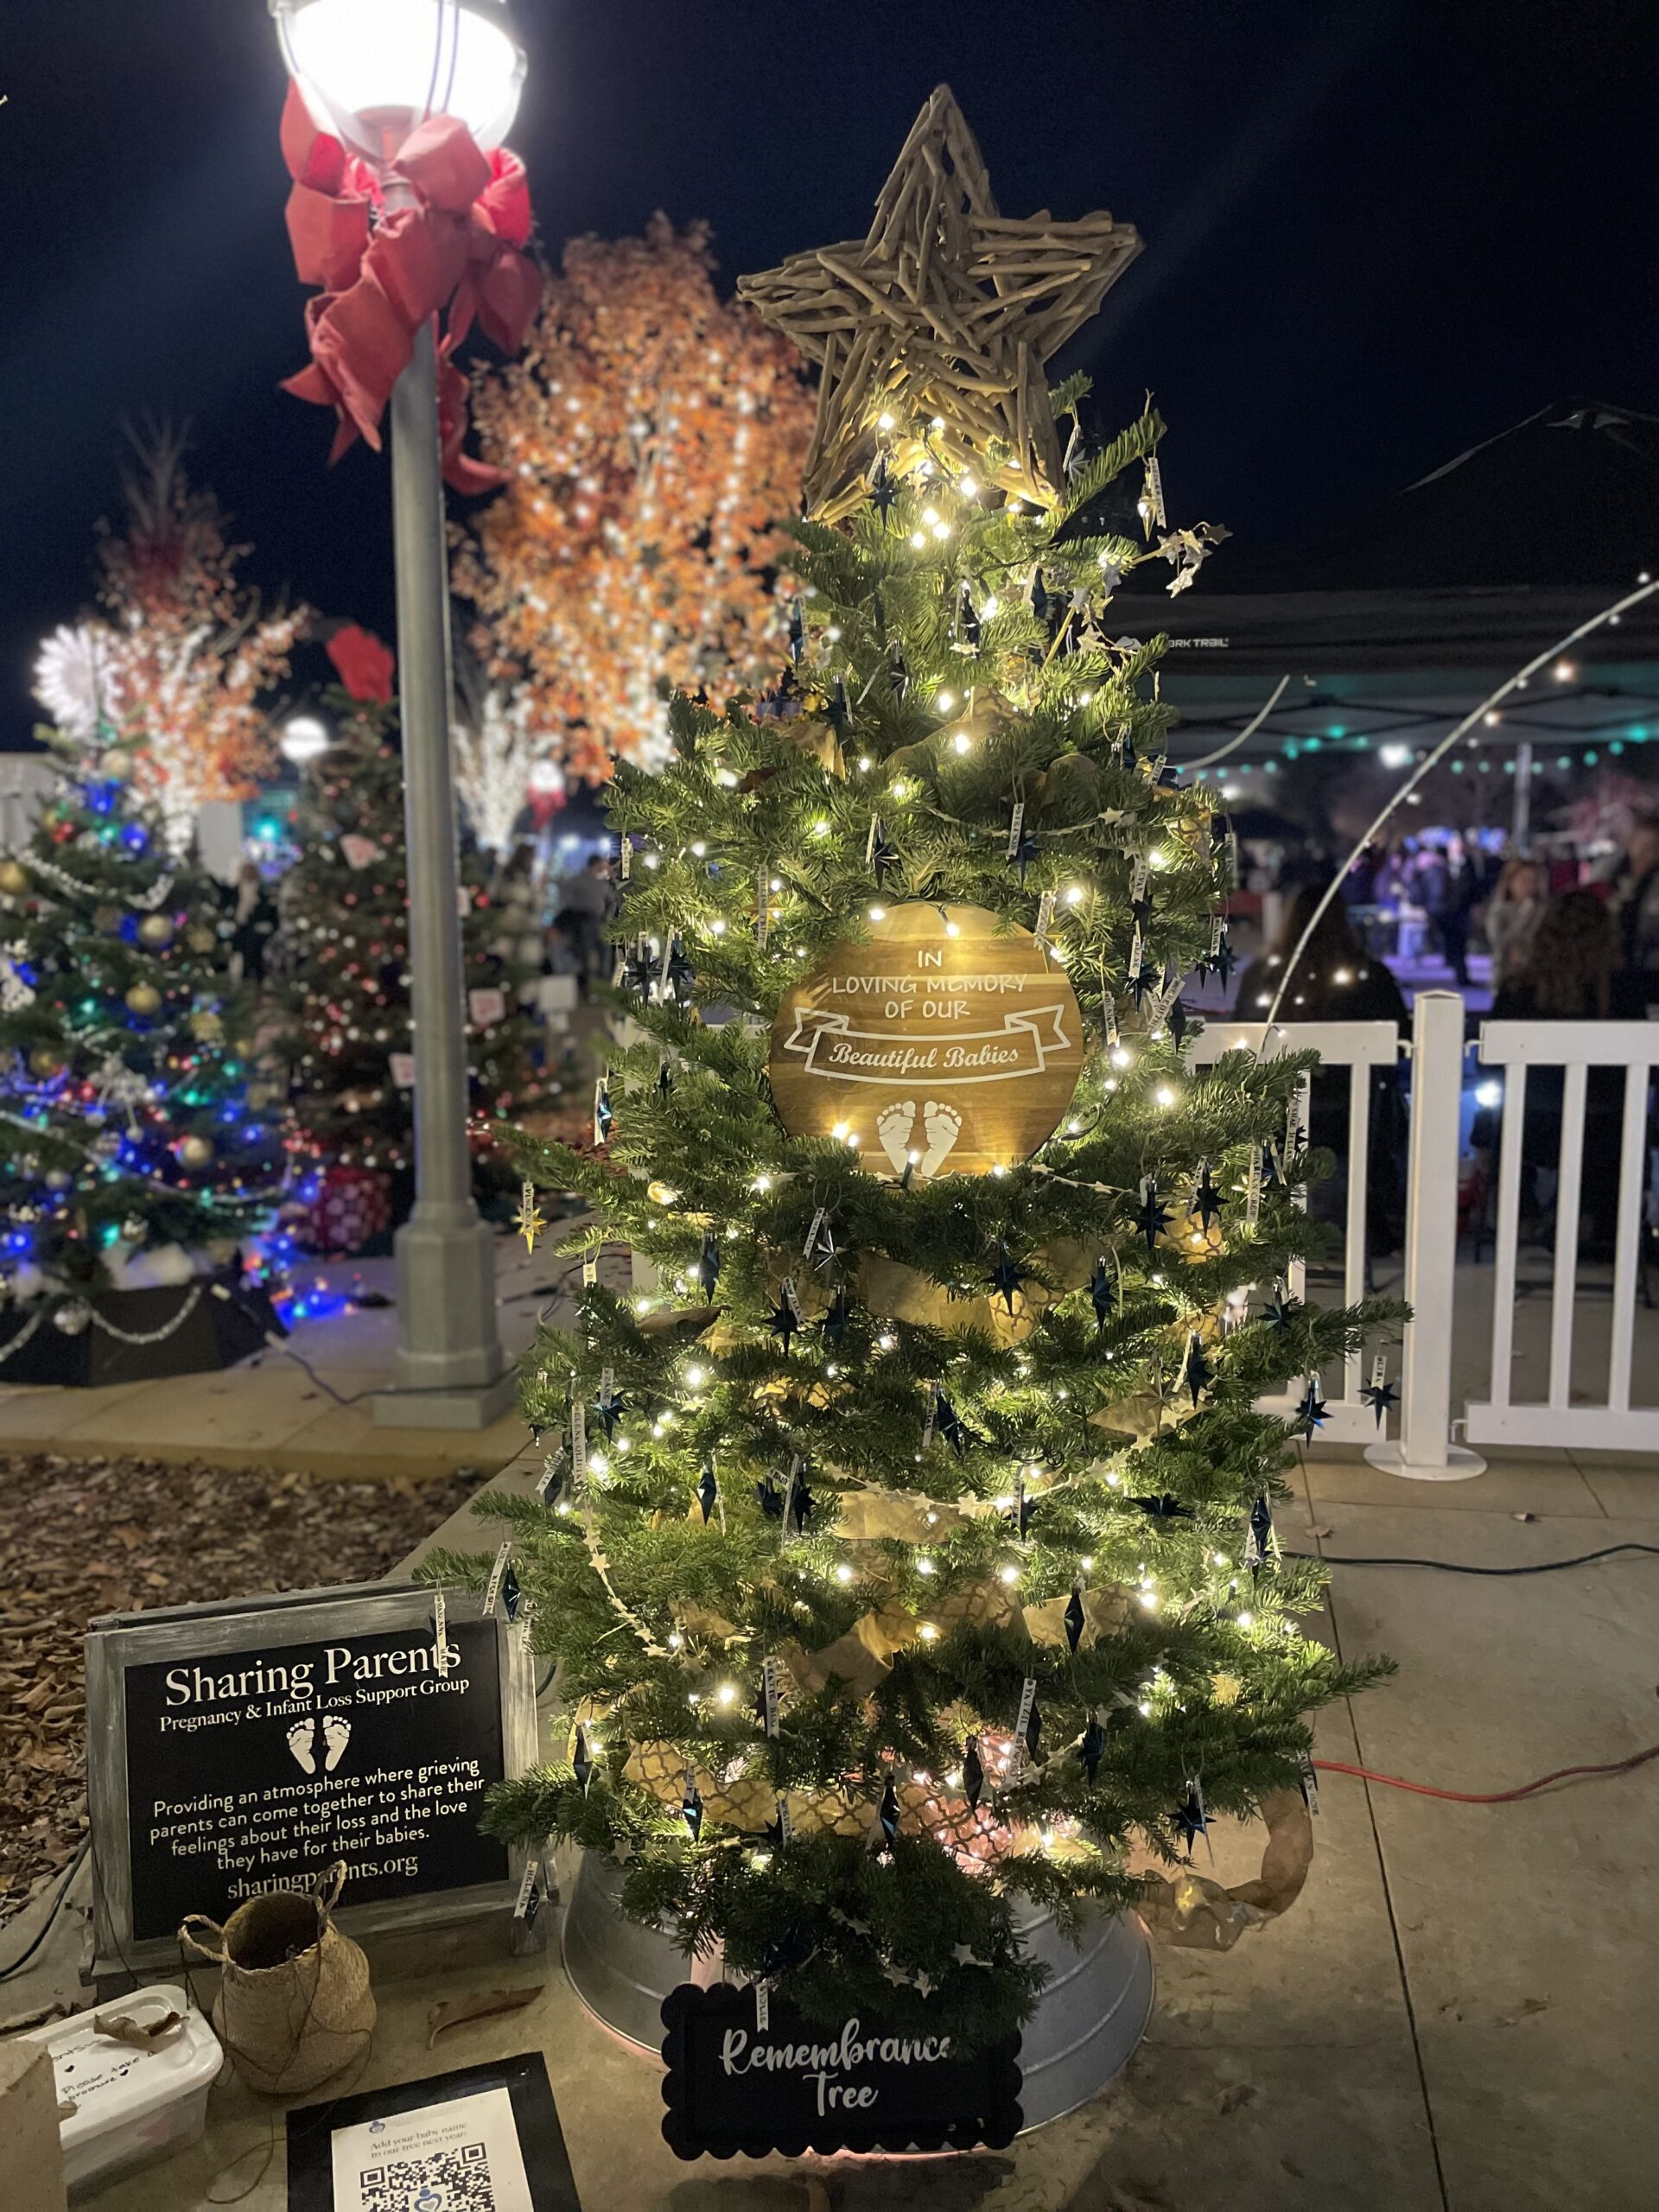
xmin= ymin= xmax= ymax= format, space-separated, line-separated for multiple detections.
xmin=491 ymin=842 xmax=546 ymax=1006
xmin=555 ymin=854 xmax=616 ymax=997
xmin=1605 ymin=814 xmax=1659 ymax=997
xmin=1233 ymin=884 xmax=1409 ymax=1251
xmin=1422 ymin=832 xmax=1483 ymax=985
xmin=229 ymin=858 xmax=279 ymax=988
xmin=1484 ymin=855 xmax=1548 ymax=989
xmin=1234 ymin=883 xmax=1410 ymax=1029
xmin=1487 ymin=890 xmax=1645 ymax=1250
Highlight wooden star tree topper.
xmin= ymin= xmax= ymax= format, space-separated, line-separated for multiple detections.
xmin=739 ymin=85 xmax=1141 ymax=520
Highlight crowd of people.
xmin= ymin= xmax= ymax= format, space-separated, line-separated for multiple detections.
xmin=1232 ymin=812 xmax=1659 ymax=1259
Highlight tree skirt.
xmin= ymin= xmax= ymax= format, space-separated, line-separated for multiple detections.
xmin=0 ymin=1268 xmax=286 ymax=1388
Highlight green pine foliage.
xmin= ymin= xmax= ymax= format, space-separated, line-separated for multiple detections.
xmin=0 ymin=728 xmax=283 ymax=1300
xmin=279 ymin=684 xmax=543 ymax=1204
xmin=423 ymin=399 xmax=1401 ymax=2047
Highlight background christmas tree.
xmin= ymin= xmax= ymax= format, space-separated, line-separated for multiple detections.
xmin=456 ymin=216 xmax=814 ymax=781
xmin=280 ymin=631 xmax=545 ymax=1221
xmin=424 ymin=92 xmax=1398 ymax=2049
xmin=0 ymin=721 xmax=284 ymax=1314
xmin=33 ymin=424 xmax=304 ymax=857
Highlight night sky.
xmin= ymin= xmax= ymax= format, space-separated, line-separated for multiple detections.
xmin=0 ymin=0 xmax=1652 ymax=748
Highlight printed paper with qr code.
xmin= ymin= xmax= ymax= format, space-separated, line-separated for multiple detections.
xmin=330 ymin=2085 xmax=532 ymax=2212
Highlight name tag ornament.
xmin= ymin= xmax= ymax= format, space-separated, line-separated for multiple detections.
xmin=768 ymin=903 xmax=1085 ymax=1178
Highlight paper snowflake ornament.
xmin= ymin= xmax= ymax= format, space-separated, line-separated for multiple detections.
xmin=33 ymin=623 xmax=119 ymax=741
xmin=739 ymin=85 xmax=1141 ymax=519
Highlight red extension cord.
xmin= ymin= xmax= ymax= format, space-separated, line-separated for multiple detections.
xmin=1313 ymin=1742 xmax=1659 ymax=1803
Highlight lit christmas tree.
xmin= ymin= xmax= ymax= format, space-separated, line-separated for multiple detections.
xmin=280 ymin=631 xmax=544 ymax=1224
xmin=35 ymin=426 xmax=305 ymax=856
xmin=426 ymin=89 xmax=1396 ymax=2051
xmin=0 ymin=718 xmax=285 ymax=1334
xmin=456 ymin=216 xmax=814 ymax=781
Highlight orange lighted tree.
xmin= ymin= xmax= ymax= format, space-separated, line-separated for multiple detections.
xmin=457 ymin=217 xmax=813 ymax=782
xmin=93 ymin=426 xmax=305 ymax=850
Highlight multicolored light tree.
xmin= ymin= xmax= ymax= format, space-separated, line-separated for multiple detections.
xmin=456 ymin=217 xmax=815 ymax=782
xmin=0 ymin=723 xmax=283 ymax=1315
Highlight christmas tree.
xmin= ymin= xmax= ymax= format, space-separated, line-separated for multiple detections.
xmin=0 ymin=720 xmax=285 ymax=1321
xmin=426 ymin=89 xmax=1396 ymax=2050
xmin=456 ymin=216 xmax=813 ymax=780
xmin=280 ymin=631 xmax=543 ymax=1217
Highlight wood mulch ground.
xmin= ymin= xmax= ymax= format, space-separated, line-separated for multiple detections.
xmin=0 ymin=1452 xmax=484 ymax=1925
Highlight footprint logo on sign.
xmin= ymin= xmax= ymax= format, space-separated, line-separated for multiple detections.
xmin=918 ymin=1101 xmax=962 ymax=1176
xmin=321 ymin=1713 xmax=352 ymax=1772
xmin=286 ymin=1720 xmax=317 ymax=1774
xmin=875 ymin=1099 xmax=917 ymax=1177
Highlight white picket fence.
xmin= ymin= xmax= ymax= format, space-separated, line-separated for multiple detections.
xmin=1190 ymin=991 xmax=1659 ymax=1474
xmin=1465 ymin=1018 xmax=1659 ymax=1452
xmin=1188 ymin=1015 xmax=1401 ymax=1443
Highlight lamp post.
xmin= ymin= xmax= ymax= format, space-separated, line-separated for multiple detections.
xmin=272 ymin=0 xmax=525 ymax=1426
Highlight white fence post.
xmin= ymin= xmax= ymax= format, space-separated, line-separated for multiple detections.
xmin=1366 ymin=989 xmax=1485 ymax=1481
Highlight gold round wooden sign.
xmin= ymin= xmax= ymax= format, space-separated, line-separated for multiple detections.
xmin=769 ymin=902 xmax=1087 ymax=1177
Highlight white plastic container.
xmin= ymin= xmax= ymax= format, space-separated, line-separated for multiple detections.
xmin=22 ymin=1984 xmax=222 ymax=2201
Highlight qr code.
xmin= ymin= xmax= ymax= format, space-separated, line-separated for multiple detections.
xmin=358 ymin=2140 xmax=493 ymax=2211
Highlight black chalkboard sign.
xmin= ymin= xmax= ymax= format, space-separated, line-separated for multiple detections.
xmin=660 ymin=1982 xmax=1022 ymax=2158
xmin=86 ymin=1583 xmax=537 ymax=1974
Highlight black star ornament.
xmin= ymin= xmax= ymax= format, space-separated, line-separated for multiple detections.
xmin=990 ymin=1238 xmax=1025 ymax=1313
xmin=821 ymin=1285 xmax=851 ymax=1345
xmin=697 ymin=1233 xmax=721 ymax=1298
xmin=1064 ymin=1585 xmax=1086 ymax=1653
xmin=697 ymin=1461 xmax=719 ymax=1522
xmin=1135 ymin=1182 xmax=1170 ymax=1256
xmin=963 ymin=1735 xmax=985 ymax=1809
xmin=767 ymin=1294 xmax=801 ymax=1354
xmin=1362 ymin=1374 xmax=1400 ymax=1427
xmin=755 ymin=1475 xmax=785 ymax=1522
xmin=1079 ymin=1713 xmax=1106 ymax=1783
xmin=877 ymin=1775 xmax=901 ymax=1850
xmin=571 ymin=1726 xmax=594 ymax=1793
xmin=1090 ymin=1255 xmax=1115 ymax=1332
xmin=1192 ymin=1165 xmax=1223 ymax=1233
xmin=1173 ymin=1785 xmax=1209 ymax=1856
xmin=1294 ymin=1378 xmax=1328 ymax=1439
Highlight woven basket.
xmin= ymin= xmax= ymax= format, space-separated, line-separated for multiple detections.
xmin=180 ymin=1864 xmax=374 ymax=2096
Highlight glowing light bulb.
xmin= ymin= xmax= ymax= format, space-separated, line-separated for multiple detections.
xmin=1237 ymin=1610 xmax=1255 ymax=1628
xmin=999 ymin=1565 xmax=1020 ymax=1586
xmin=868 ymin=905 xmax=887 ymax=920
xmin=910 ymin=531 xmax=926 ymax=549
xmin=684 ymin=1365 xmax=708 ymax=1389
xmin=918 ymin=1623 xmax=938 ymax=1642
xmin=878 ymin=411 xmax=895 ymax=431
xmin=668 ymin=1630 xmax=684 ymax=1649
xmin=1154 ymin=1084 xmax=1177 ymax=1108
xmin=715 ymin=1681 xmax=739 ymax=1708
xmin=1065 ymin=884 xmax=1084 ymax=905
xmin=952 ymin=731 xmax=972 ymax=754
xmin=835 ymin=1563 xmax=855 ymax=1585
xmin=936 ymin=691 xmax=956 ymax=712
xmin=917 ymin=1558 xmax=935 ymax=1576
xmin=1139 ymin=1588 xmax=1160 ymax=1611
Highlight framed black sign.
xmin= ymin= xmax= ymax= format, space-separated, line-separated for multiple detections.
xmin=86 ymin=1581 xmax=537 ymax=1975
xmin=659 ymin=1982 xmax=1022 ymax=2158
xmin=286 ymin=2053 xmax=582 ymax=2212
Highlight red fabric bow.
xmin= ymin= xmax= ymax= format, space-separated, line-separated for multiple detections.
xmin=278 ymin=83 xmax=541 ymax=494
xmin=325 ymin=623 xmax=397 ymax=703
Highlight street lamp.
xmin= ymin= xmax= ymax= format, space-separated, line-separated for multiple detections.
xmin=279 ymin=713 xmax=331 ymax=766
xmin=272 ymin=0 xmax=525 ymax=1427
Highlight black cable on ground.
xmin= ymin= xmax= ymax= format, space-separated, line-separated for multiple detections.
xmin=1290 ymin=1541 xmax=1659 ymax=1576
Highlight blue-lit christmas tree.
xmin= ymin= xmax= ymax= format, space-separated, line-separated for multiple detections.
xmin=0 ymin=719 xmax=286 ymax=1344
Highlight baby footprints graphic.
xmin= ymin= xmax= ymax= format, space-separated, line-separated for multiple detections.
xmin=876 ymin=1098 xmax=917 ymax=1176
xmin=918 ymin=1101 xmax=962 ymax=1174
xmin=874 ymin=1098 xmax=963 ymax=1178
xmin=284 ymin=1713 xmax=353 ymax=1774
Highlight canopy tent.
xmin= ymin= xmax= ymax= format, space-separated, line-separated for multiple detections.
xmin=1141 ymin=401 xmax=1659 ymax=782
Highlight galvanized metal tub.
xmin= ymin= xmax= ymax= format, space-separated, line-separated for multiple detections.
xmin=560 ymin=1850 xmax=1154 ymax=2131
